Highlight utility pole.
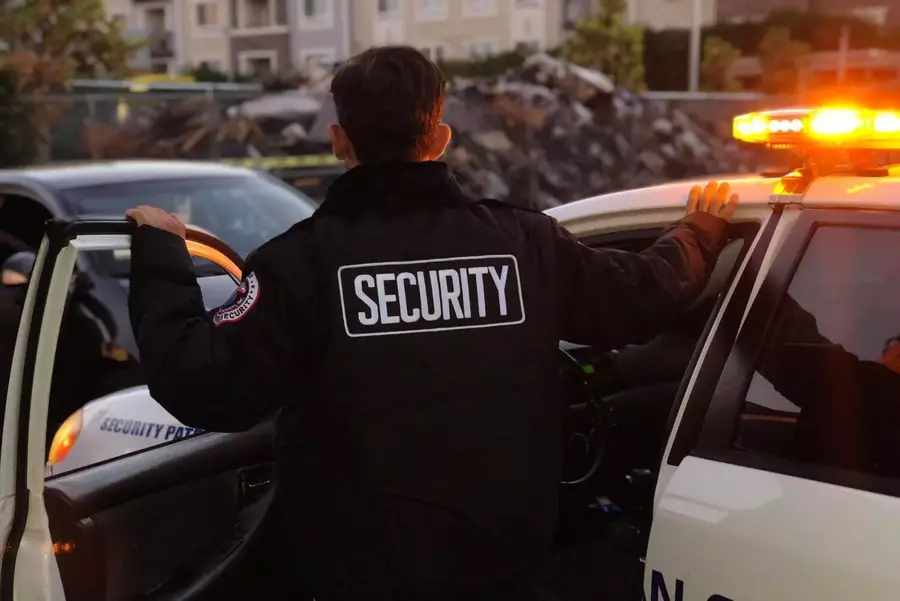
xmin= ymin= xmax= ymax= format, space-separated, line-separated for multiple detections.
xmin=687 ymin=0 xmax=702 ymax=91
xmin=836 ymin=24 xmax=850 ymax=83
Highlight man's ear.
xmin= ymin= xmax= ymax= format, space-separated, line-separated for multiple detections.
xmin=424 ymin=123 xmax=452 ymax=161
xmin=329 ymin=124 xmax=358 ymax=166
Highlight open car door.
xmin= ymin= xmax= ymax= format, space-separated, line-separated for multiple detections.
xmin=0 ymin=220 xmax=282 ymax=601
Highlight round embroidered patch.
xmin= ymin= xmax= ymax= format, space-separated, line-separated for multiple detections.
xmin=213 ymin=272 xmax=261 ymax=326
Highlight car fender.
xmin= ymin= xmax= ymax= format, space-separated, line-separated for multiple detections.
xmin=47 ymin=386 xmax=202 ymax=476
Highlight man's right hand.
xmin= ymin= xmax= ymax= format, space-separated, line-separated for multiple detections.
xmin=687 ymin=181 xmax=739 ymax=221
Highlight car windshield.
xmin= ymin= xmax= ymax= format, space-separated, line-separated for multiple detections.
xmin=62 ymin=174 xmax=316 ymax=277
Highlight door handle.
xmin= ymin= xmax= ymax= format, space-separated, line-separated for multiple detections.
xmin=238 ymin=464 xmax=274 ymax=504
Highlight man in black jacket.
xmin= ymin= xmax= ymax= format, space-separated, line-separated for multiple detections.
xmin=126 ymin=46 xmax=738 ymax=601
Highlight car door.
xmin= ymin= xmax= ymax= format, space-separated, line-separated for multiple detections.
xmin=0 ymin=220 xmax=283 ymax=601
xmin=644 ymin=207 xmax=900 ymax=601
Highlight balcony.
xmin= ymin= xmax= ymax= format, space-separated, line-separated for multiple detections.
xmin=148 ymin=30 xmax=175 ymax=59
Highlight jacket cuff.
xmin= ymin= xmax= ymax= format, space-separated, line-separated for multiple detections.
xmin=131 ymin=226 xmax=195 ymax=281
xmin=676 ymin=211 xmax=730 ymax=254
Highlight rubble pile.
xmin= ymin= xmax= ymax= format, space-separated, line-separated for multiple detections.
xmin=78 ymin=54 xmax=763 ymax=209
xmin=80 ymin=90 xmax=335 ymax=160
xmin=442 ymin=54 xmax=762 ymax=209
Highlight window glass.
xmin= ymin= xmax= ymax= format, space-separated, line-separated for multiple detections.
xmin=62 ymin=174 xmax=316 ymax=276
xmin=733 ymin=226 xmax=900 ymax=477
xmin=43 ymin=260 xmax=237 ymax=477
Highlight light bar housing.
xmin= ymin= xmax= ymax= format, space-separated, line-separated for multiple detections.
xmin=733 ymin=107 xmax=900 ymax=149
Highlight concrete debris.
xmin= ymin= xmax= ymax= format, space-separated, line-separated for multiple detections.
xmin=441 ymin=53 xmax=763 ymax=210
xmin=78 ymin=53 xmax=762 ymax=209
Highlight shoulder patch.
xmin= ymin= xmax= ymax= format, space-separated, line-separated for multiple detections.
xmin=213 ymin=272 xmax=261 ymax=326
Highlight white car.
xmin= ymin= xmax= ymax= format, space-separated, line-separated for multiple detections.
xmin=0 ymin=160 xmax=316 ymax=476
xmin=4 ymin=104 xmax=900 ymax=601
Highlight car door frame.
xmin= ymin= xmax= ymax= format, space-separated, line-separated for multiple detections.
xmin=637 ymin=203 xmax=786 ymax=597
xmin=695 ymin=208 xmax=900 ymax=492
xmin=0 ymin=219 xmax=134 ymax=601
xmin=644 ymin=207 xmax=900 ymax=600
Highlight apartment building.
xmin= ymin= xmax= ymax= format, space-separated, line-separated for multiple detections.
xmin=563 ymin=0 xmax=716 ymax=31
xmin=104 ymin=0 xmax=350 ymax=76
xmin=229 ymin=0 xmax=350 ymax=74
xmin=628 ymin=0 xmax=716 ymax=29
xmin=349 ymin=0 xmax=565 ymax=61
xmin=717 ymin=0 xmax=900 ymax=25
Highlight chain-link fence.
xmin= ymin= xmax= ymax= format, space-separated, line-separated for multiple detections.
xmin=22 ymin=88 xmax=262 ymax=162
xmin=15 ymin=81 xmax=786 ymax=209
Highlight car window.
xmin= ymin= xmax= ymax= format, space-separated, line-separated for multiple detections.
xmin=43 ymin=265 xmax=236 ymax=477
xmin=62 ymin=174 xmax=316 ymax=275
xmin=732 ymin=225 xmax=900 ymax=477
xmin=557 ymin=230 xmax=746 ymax=478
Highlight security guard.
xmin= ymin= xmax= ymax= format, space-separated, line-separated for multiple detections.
xmin=126 ymin=46 xmax=738 ymax=601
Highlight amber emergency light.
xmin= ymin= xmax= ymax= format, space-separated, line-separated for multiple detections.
xmin=733 ymin=107 xmax=900 ymax=149
xmin=47 ymin=408 xmax=83 ymax=466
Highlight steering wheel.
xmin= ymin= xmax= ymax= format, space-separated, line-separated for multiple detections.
xmin=184 ymin=225 xmax=244 ymax=282
xmin=558 ymin=347 xmax=610 ymax=486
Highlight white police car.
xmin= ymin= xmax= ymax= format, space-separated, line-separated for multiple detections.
xmin=4 ymin=105 xmax=900 ymax=601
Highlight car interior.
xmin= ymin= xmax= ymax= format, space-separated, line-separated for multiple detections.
xmin=541 ymin=223 xmax=756 ymax=600
xmin=0 ymin=194 xmax=53 ymax=262
xmin=32 ymin=222 xmax=757 ymax=601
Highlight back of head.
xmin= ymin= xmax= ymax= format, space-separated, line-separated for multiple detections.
xmin=2 ymin=251 xmax=36 ymax=286
xmin=330 ymin=46 xmax=447 ymax=163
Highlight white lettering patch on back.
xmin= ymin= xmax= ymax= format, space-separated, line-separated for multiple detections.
xmin=337 ymin=255 xmax=526 ymax=337
xmin=213 ymin=272 xmax=261 ymax=326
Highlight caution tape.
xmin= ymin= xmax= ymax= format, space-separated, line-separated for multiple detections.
xmin=218 ymin=154 xmax=341 ymax=169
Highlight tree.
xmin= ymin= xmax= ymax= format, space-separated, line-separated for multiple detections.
xmin=0 ymin=0 xmax=143 ymax=83
xmin=184 ymin=63 xmax=230 ymax=83
xmin=756 ymin=26 xmax=810 ymax=95
xmin=0 ymin=0 xmax=144 ymax=164
xmin=0 ymin=69 xmax=38 ymax=167
xmin=560 ymin=0 xmax=646 ymax=91
xmin=700 ymin=36 xmax=742 ymax=91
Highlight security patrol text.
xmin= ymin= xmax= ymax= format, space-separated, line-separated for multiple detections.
xmin=644 ymin=569 xmax=734 ymax=601
xmin=100 ymin=416 xmax=204 ymax=441
xmin=338 ymin=255 xmax=525 ymax=337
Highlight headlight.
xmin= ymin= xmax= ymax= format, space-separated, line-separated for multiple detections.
xmin=47 ymin=409 xmax=83 ymax=466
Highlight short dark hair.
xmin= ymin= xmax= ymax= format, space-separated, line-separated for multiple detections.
xmin=330 ymin=46 xmax=447 ymax=163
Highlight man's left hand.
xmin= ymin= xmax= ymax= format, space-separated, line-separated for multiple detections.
xmin=126 ymin=206 xmax=186 ymax=239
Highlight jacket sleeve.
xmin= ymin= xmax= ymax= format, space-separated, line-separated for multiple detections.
xmin=554 ymin=211 xmax=730 ymax=351
xmin=128 ymin=226 xmax=298 ymax=432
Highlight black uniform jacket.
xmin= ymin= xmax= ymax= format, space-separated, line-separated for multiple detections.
xmin=128 ymin=161 xmax=729 ymax=599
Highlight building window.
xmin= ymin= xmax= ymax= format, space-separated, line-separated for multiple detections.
xmin=378 ymin=0 xmax=400 ymax=16
xmin=304 ymin=0 xmax=328 ymax=18
xmin=195 ymin=2 xmax=219 ymax=27
xmin=415 ymin=0 xmax=447 ymax=21
xmin=301 ymin=0 xmax=334 ymax=28
xmin=143 ymin=7 xmax=167 ymax=32
xmin=243 ymin=0 xmax=274 ymax=28
xmin=463 ymin=0 xmax=497 ymax=17
xmin=240 ymin=50 xmax=278 ymax=75
xmin=853 ymin=6 xmax=888 ymax=26
xmin=247 ymin=57 xmax=273 ymax=75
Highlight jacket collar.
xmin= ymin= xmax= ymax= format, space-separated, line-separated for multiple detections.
xmin=316 ymin=161 xmax=475 ymax=217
